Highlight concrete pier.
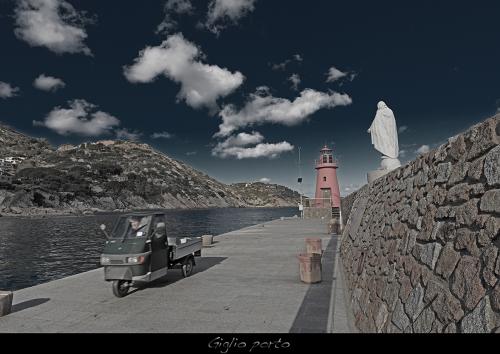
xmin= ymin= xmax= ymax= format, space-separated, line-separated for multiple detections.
xmin=0 ymin=218 xmax=352 ymax=333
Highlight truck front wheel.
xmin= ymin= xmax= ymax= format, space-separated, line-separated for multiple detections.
xmin=112 ymin=280 xmax=130 ymax=297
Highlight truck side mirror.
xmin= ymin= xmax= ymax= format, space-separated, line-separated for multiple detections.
xmin=99 ymin=224 xmax=110 ymax=240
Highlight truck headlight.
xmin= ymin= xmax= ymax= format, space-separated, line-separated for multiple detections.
xmin=127 ymin=256 xmax=145 ymax=264
xmin=101 ymin=256 xmax=111 ymax=264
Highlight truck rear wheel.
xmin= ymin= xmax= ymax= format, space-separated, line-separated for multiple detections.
xmin=112 ymin=280 xmax=130 ymax=297
xmin=182 ymin=256 xmax=194 ymax=278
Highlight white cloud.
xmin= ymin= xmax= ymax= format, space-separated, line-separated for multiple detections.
xmin=416 ymin=145 xmax=430 ymax=154
xmin=151 ymin=131 xmax=174 ymax=139
xmin=14 ymin=0 xmax=94 ymax=55
xmin=0 ymin=82 xmax=20 ymax=99
xmin=205 ymin=0 xmax=257 ymax=34
xmin=214 ymin=141 xmax=294 ymax=159
xmin=398 ymin=125 xmax=408 ymax=133
xmin=288 ymin=74 xmax=301 ymax=90
xmin=186 ymin=151 xmax=197 ymax=156
xmin=34 ymin=99 xmax=120 ymax=136
xmin=124 ymin=33 xmax=244 ymax=111
xmin=326 ymin=66 xmax=357 ymax=83
xmin=214 ymin=131 xmax=264 ymax=149
xmin=212 ymin=131 xmax=293 ymax=159
xmin=156 ymin=0 xmax=194 ymax=35
xmin=271 ymin=54 xmax=303 ymax=71
xmin=399 ymin=150 xmax=407 ymax=158
xmin=116 ymin=128 xmax=142 ymax=141
xmin=216 ymin=88 xmax=352 ymax=137
xmin=326 ymin=66 xmax=346 ymax=82
xmin=33 ymin=74 xmax=65 ymax=92
xmin=259 ymin=177 xmax=271 ymax=183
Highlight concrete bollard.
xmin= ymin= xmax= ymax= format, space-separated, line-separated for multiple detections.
xmin=305 ymin=237 xmax=322 ymax=255
xmin=298 ymin=253 xmax=322 ymax=284
xmin=201 ymin=234 xmax=214 ymax=247
xmin=0 ymin=291 xmax=13 ymax=317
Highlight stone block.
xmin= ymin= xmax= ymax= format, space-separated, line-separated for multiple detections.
xmin=447 ymin=183 xmax=471 ymax=203
xmin=399 ymin=276 xmax=412 ymax=302
xmin=435 ymin=162 xmax=452 ymax=183
xmin=448 ymin=135 xmax=467 ymax=161
xmin=454 ymin=198 xmax=479 ymax=226
xmin=392 ymin=299 xmax=411 ymax=332
xmin=484 ymin=145 xmax=500 ymax=186
xmin=468 ymin=156 xmax=485 ymax=182
xmin=0 ymin=291 xmax=13 ymax=317
xmin=461 ymin=297 xmax=496 ymax=333
xmin=466 ymin=118 xmax=499 ymax=161
xmin=375 ymin=302 xmax=389 ymax=333
xmin=480 ymin=190 xmax=500 ymax=213
xmin=413 ymin=306 xmax=436 ymax=333
xmin=435 ymin=243 xmax=460 ymax=280
xmin=481 ymin=246 xmax=498 ymax=288
xmin=451 ymin=256 xmax=486 ymax=311
xmin=491 ymin=284 xmax=500 ymax=312
xmin=425 ymin=279 xmax=464 ymax=324
xmin=454 ymin=228 xmax=480 ymax=257
xmin=448 ymin=161 xmax=470 ymax=186
xmin=405 ymin=284 xmax=425 ymax=321
xmin=412 ymin=242 xmax=442 ymax=270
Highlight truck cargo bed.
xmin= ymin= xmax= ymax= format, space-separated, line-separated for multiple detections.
xmin=170 ymin=237 xmax=202 ymax=261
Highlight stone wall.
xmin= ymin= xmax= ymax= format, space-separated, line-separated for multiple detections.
xmin=340 ymin=114 xmax=500 ymax=333
xmin=341 ymin=185 xmax=368 ymax=226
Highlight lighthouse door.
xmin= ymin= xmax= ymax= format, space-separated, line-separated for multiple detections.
xmin=321 ymin=188 xmax=332 ymax=207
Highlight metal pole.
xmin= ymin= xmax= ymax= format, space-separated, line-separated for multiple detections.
xmin=298 ymin=147 xmax=303 ymax=218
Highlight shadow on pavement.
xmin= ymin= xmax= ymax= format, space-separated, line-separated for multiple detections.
xmin=289 ymin=236 xmax=337 ymax=333
xmin=142 ymin=256 xmax=227 ymax=290
xmin=11 ymin=298 xmax=50 ymax=314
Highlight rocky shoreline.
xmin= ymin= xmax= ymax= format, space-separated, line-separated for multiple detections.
xmin=0 ymin=204 xmax=297 ymax=218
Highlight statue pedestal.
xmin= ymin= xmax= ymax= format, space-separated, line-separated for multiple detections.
xmin=381 ymin=157 xmax=401 ymax=170
xmin=367 ymin=169 xmax=389 ymax=183
xmin=368 ymin=157 xmax=402 ymax=183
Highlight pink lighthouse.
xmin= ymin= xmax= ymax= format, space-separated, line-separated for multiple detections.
xmin=314 ymin=145 xmax=341 ymax=209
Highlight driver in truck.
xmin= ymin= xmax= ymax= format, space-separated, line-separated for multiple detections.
xmin=127 ymin=216 xmax=147 ymax=237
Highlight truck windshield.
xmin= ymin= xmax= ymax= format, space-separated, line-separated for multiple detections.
xmin=112 ymin=215 xmax=152 ymax=239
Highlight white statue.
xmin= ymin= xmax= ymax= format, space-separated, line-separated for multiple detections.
xmin=367 ymin=101 xmax=401 ymax=171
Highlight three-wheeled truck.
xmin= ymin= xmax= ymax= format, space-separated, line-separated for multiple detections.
xmin=99 ymin=212 xmax=202 ymax=297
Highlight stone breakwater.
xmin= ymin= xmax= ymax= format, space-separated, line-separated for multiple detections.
xmin=340 ymin=114 xmax=500 ymax=333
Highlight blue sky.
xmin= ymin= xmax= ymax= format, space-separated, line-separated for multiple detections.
xmin=1 ymin=0 xmax=499 ymax=197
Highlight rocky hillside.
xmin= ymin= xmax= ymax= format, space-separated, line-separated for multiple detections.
xmin=231 ymin=182 xmax=300 ymax=207
xmin=0 ymin=124 xmax=300 ymax=215
xmin=0 ymin=122 xmax=52 ymax=158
